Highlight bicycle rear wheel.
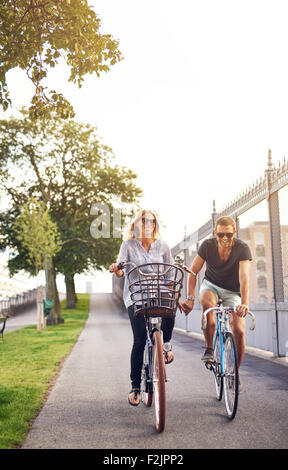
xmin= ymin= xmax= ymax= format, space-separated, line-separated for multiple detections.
xmin=152 ymin=330 xmax=166 ymax=432
xmin=141 ymin=345 xmax=153 ymax=407
xmin=223 ymin=332 xmax=239 ymax=420
xmin=214 ymin=333 xmax=223 ymax=401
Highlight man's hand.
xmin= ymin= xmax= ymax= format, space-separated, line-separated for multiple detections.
xmin=236 ymin=304 xmax=249 ymax=317
xmin=179 ymin=299 xmax=194 ymax=316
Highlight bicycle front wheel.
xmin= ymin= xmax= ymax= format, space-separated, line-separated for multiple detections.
xmin=214 ymin=333 xmax=223 ymax=401
xmin=223 ymin=332 xmax=239 ymax=420
xmin=152 ymin=330 xmax=166 ymax=432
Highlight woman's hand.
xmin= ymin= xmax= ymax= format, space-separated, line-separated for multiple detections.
xmin=109 ymin=263 xmax=123 ymax=277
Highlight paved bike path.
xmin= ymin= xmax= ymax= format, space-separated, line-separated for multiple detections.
xmin=5 ymin=294 xmax=66 ymax=333
xmin=22 ymin=293 xmax=288 ymax=449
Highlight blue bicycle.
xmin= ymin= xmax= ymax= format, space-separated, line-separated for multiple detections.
xmin=202 ymin=301 xmax=256 ymax=419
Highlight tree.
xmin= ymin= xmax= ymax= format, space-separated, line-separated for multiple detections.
xmin=0 ymin=0 xmax=122 ymax=118
xmin=0 ymin=109 xmax=142 ymax=319
xmin=14 ymin=197 xmax=61 ymax=327
xmin=14 ymin=197 xmax=60 ymax=275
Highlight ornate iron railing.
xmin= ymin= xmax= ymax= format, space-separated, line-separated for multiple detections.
xmin=171 ymin=149 xmax=288 ymax=356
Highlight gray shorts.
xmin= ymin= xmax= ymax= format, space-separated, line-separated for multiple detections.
xmin=199 ymin=279 xmax=241 ymax=307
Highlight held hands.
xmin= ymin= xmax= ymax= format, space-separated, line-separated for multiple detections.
xmin=179 ymin=299 xmax=194 ymax=316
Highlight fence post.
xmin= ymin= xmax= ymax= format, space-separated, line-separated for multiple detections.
xmin=235 ymin=216 xmax=240 ymax=237
xmin=211 ymin=200 xmax=217 ymax=234
xmin=265 ymin=149 xmax=284 ymax=356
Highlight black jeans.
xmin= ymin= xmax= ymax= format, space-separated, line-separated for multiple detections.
xmin=128 ymin=305 xmax=175 ymax=389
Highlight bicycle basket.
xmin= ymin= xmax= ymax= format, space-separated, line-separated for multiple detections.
xmin=127 ymin=263 xmax=184 ymax=317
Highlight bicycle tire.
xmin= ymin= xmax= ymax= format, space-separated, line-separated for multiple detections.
xmin=223 ymin=332 xmax=239 ymax=420
xmin=214 ymin=333 xmax=223 ymax=401
xmin=140 ymin=349 xmax=153 ymax=407
xmin=152 ymin=330 xmax=166 ymax=432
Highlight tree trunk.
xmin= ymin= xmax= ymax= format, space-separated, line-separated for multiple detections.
xmin=72 ymin=277 xmax=78 ymax=304
xmin=65 ymin=274 xmax=76 ymax=309
xmin=46 ymin=260 xmax=64 ymax=325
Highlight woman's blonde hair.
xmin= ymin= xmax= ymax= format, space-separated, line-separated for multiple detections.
xmin=124 ymin=209 xmax=161 ymax=240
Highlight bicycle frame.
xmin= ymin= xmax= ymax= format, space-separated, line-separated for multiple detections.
xmin=214 ymin=312 xmax=225 ymax=375
xmin=211 ymin=310 xmax=237 ymax=381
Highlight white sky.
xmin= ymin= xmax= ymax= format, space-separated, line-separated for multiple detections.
xmin=2 ymin=0 xmax=288 ymax=292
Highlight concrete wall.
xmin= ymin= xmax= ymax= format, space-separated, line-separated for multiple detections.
xmin=278 ymin=303 xmax=288 ymax=356
xmin=112 ymin=275 xmax=125 ymax=308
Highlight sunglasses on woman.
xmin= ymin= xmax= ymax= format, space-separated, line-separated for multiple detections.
xmin=142 ymin=218 xmax=156 ymax=225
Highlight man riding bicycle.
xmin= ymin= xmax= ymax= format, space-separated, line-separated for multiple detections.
xmin=180 ymin=216 xmax=252 ymax=385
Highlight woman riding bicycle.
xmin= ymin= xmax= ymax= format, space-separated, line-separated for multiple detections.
xmin=109 ymin=209 xmax=175 ymax=406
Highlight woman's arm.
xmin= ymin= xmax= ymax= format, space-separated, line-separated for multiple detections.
xmin=109 ymin=241 xmax=128 ymax=277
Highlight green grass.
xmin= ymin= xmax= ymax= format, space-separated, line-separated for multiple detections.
xmin=0 ymin=293 xmax=90 ymax=449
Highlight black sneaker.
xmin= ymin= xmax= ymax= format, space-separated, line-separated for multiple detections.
xmin=201 ymin=347 xmax=215 ymax=363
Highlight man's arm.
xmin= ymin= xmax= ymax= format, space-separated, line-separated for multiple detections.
xmin=180 ymin=255 xmax=205 ymax=315
xmin=236 ymin=260 xmax=250 ymax=317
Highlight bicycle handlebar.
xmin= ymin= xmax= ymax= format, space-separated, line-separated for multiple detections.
xmin=116 ymin=261 xmax=135 ymax=271
xmin=174 ymin=262 xmax=196 ymax=276
xmin=202 ymin=306 xmax=256 ymax=331
xmin=173 ymin=255 xmax=196 ymax=276
xmin=113 ymin=260 xmax=196 ymax=277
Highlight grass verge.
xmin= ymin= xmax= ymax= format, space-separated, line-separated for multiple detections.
xmin=0 ymin=293 xmax=90 ymax=449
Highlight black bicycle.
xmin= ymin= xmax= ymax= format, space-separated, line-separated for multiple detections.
xmin=117 ymin=259 xmax=194 ymax=432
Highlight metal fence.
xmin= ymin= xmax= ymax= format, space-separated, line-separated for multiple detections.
xmin=171 ymin=150 xmax=288 ymax=357
xmin=0 ymin=288 xmax=38 ymax=318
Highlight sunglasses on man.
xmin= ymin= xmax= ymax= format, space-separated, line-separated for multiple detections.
xmin=217 ymin=232 xmax=234 ymax=239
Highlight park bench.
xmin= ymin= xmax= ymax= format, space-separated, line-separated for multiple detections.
xmin=0 ymin=310 xmax=10 ymax=339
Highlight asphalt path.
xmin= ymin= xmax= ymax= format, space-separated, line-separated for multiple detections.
xmin=4 ymin=294 xmax=66 ymax=333
xmin=4 ymin=305 xmax=38 ymax=333
xmin=22 ymin=293 xmax=288 ymax=450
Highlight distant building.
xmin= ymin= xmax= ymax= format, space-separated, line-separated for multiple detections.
xmin=239 ymin=222 xmax=288 ymax=304
xmin=86 ymin=281 xmax=93 ymax=294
